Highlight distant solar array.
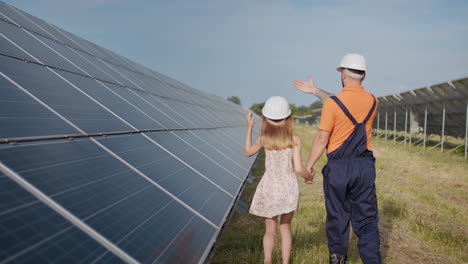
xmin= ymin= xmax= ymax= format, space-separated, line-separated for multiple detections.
xmin=374 ymin=77 xmax=468 ymax=156
xmin=0 ymin=1 xmax=259 ymax=263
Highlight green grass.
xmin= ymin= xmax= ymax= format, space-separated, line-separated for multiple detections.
xmin=211 ymin=125 xmax=468 ymax=264
xmin=373 ymin=129 xmax=466 ymax=156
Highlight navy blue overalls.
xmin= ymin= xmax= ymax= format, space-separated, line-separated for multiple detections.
xmin=322 ymin=96 xmax=381 ymax=264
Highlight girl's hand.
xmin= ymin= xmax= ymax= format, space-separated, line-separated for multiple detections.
xmin=246 ymin=112 xmax=255 ymax=128
xmin=293 ymin=75 xmax=318 ymax=94
xmin=304 ymin=168 xmax=315 ymax=184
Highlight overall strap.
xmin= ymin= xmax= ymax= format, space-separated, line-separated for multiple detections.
xmin=363 ymin=96 xmax=377 ymax=124
xmin=330 ymin=96 xmax=357 ymax=125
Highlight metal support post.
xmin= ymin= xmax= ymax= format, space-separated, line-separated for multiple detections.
xmin=441 ymin=103 xmax=446 ymax=152
xmin=385 ymin=112 xmax=388 ymax=141
xmin=393 ymin=110 xmax=397 ymax=144
xmin=409 ymin=109 xmax=413 ymax=146
xmin=423 ymin=105 xmax=428 ymax=151
xmin=376 ymin=112 xmax=380 ymax=141
xmin=465 ymin=104 xmax=468 ymax=160
xmin=404 ymin=108 xmax=408 ymax=145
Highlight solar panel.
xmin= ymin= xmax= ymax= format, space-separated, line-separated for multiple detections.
xmin=0 ymin=171 xmax=126 ymax=264
xmin=375 ymin=77 xmax=468 ymax=138
xmin=0 ymin=1 xmax=260 ymax=263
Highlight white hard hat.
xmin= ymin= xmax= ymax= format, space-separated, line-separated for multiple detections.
xmin=337 ymin=53 xmax=367 ymax=72
xmin=262 ymin=96 xmax=291 ymax=120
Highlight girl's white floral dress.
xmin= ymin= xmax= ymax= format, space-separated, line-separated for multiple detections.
xmin=249 ymin=148 xmax=299 ymax=218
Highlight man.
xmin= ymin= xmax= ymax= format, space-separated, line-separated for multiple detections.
xmin=293 ymin=53 xmax=381 ymax=264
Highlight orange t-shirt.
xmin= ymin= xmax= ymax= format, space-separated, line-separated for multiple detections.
xmin=318 ymin=85 xmax=378 ymax=154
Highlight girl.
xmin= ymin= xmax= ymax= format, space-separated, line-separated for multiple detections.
xmin=244 ymin=96 xmax=314 ymax=264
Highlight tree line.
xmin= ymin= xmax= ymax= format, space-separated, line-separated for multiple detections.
xmin=227 ymin=96 xmax=322 ymax=117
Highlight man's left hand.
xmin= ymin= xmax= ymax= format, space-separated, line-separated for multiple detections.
xmin=293 ymin=75 xmax=318 ymax=94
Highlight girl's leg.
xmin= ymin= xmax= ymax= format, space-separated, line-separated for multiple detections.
xmin=279 ymin=212 xmax=294 ymax=264
xmin=263 ymin=216 xmax=278 ymax=263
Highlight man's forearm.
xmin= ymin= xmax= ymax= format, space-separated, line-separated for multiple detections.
xmin=306 ymin=140 xmax=327 ymax=168
xmin=306 ymin=130 xmax=330 ymax=168
xmin=315 ymin=88 xmax=334 ymax=102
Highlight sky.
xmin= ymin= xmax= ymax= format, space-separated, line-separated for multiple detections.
xmin=3 ymin=0 xmax=468 ymax=107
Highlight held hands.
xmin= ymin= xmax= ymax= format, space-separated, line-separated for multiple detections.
xmin=293 ymin=75 xmax=318 ymax=94
xmin=303 ymin=164 xmax=315 ymax=184
xmin=246 ymin=111 xmax=255 ymax=129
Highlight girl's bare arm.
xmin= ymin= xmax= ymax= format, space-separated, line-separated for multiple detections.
xmin=244 ymin=112 xmax=262 ymax=157
xmin=292 ymin=136 xmax=314 ymax=181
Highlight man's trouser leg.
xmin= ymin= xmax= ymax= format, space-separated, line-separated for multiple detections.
xmin=323 ymin=163 xmax=350 ymax=260
xmin=350 ymin=161 xmax=381 ymax=264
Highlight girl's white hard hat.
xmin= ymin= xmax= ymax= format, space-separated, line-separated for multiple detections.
xmin=262 ymin=96 xmax=291 ymax=120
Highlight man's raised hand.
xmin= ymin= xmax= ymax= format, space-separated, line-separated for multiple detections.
xmin=293 ymin=75 xmax=318 ymax=94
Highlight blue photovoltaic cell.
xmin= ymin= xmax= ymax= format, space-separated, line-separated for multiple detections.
xmin=0 ymin=171 xmax=124 ymax=264
xmin=107 ymin=67 xmax=152 ymax=90
xmin=0 ymin=2 xmax=50 ymax=38
xmin=96 ymin=133 xmax=233 ymax=226
xmin=0 ymin=74 xmax=78 ymax=140
xmin=4 ymin=4 xmax=85 ymax=51
xmin=0 ymin=20 xmax=38 ymax=60
xmin=194 ymin=129 xmax=248 ymax=166
xmin=197 ymin=128 xmax=256 ymax=167
xmin=153 ymin=99 xmax=198 ymax=126
xmin=171 ymin=101 xmax=215 ymax=128
xmin=195 ymin=106 xmax=229 ymax=127
xmin=121 ymin=71 xmax=176 ymax=99
xmin=82 ymin=40 xmax=122 ymax=65
xmin=0 ymin=55 xmax=134 ymax=134
xmin=0 ymin=139 xmax=218 ymax=263
xmin=35 ymin=35 xmax=120 ymax=83
xmin=174 ymin=130 xmax=248 ymax=177
xmin=151 ymin=216 xmax=217 ymax=264
xmin=0 ymin=140 xmax=153 ymax=219
xmin=99 ymin=85 xmax=184 ymax=130
xmin=68 ymin=49 xmax=132 ymax=85
xmin=0 ymin=20 xmax=83 ymax=74
xmin=145 ymin=131 xmax=243 ymax=195
xmin=95 ymin=202 xmax=217 ymax=264
xmin=139 ymin=94 xmax=198 ymax=128
xmin=53 ymin=70 xmax=165 ymax=131
xmin=223 ymin=128 xmax=257 ymax=166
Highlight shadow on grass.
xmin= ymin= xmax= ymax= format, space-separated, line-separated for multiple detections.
xmin=379 ymin=197 xmax=408 ymax=263
xmin=292 ymin=222 xmax=328 ymax=250
xmin=289 ymin=221 xmax=328 ymax=263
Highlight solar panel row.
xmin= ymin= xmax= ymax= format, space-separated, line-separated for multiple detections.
xmin=0 ymin=1 xmax=260 ymax=263
xmin=375 ymin=77 xmax=468 ymax=138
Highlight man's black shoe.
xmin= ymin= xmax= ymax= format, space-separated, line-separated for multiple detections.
xmin=329 ymin=254 xmax=347 ymax=264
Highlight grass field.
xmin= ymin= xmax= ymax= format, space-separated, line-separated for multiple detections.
xmin=211 ymin=125 xmax=468 ymax=264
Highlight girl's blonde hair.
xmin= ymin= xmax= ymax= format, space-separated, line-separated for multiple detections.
xmin=261 ymin=115 xmax=294 ymax=150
